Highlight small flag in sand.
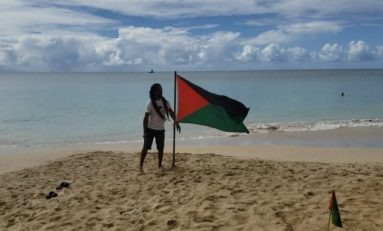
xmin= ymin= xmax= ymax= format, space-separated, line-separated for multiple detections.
xmin=328 ymin=190 xmax=343 ymax=228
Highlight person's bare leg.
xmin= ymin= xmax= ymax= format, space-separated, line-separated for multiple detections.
xmin=139 ymin=148 xmax=148 ymax=172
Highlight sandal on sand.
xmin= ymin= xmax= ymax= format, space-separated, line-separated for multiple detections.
xmin=45 ymin=191 xmax=58 ymax=199
xmin=56 ymin=181 xmax=70 ymax=190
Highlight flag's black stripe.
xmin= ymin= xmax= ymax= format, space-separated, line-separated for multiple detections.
xmin=179 ymin=76 xmax=249 ymax=122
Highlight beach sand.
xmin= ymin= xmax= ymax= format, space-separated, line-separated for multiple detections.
xmin=1 ymin=146 xmax=383 ymax=230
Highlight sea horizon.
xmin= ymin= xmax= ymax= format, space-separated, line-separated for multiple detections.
xmin=1 ymin=67 xmax=383 ymax=73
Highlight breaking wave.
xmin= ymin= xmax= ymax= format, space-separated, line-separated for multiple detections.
xmin=247 ymin=118 xmax=383 ymax=134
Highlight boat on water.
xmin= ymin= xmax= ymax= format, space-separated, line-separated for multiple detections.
xmin=149 ymin=69 xmax=154 ymax=73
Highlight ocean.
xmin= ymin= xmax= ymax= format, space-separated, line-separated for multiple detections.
xmin=1 ymin=69 xmax=383 ymax=148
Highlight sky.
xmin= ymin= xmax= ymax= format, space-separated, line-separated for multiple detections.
xmin=0 ymin=0 xmax=383 ymax=72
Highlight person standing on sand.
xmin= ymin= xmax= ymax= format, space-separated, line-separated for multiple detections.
xmin=139 ymin=83 xmax=181 ymax=172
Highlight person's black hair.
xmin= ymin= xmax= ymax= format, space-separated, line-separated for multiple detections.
xmin=150 ymin=83 xmax=169 ymax=120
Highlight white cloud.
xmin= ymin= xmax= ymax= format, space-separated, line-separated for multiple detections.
xmin=97 ymin=26 xmax=201 ymax=66
xmin=347 ymin=40 xmax=374 ymax=61
xmin=318 ymin=43 xmax=343 ymax=62
xmin=235 ymin=45 xmax=260 ymax=62
xmin=197 ymin=31 xmax=240 ymax=64
xmin=247 ymin=30 xmax=293 ymax=46
xmin=0 ymin=1 xmax=381 ymax=71
xmin=259 ymin=44 xmax=286 ymax=62
xmin=236 ymin=44 xmax=311 ymax=63
xmin=0 ymin=0 xmax=116 ymax=36
xmin=0 ymin=51 xmax=7 ymax=64
xmin=1 ymin=25 xmax=382 ymax=71
xmin=8 ymin=35 xmax=103 ymax=71
xmin=0 ymin=26 xmax=241 ymax=71
xmin=1 ymin=0 xmax=382 ymax=37
xmin=261 ymin=0 xmax=383 ymax=17
xmin=376 ymin=46 xmax=383 ymax=58
xmin=38 ymin=0 xmax=383 ymax=19
xmin=51 ymin=0 xmax=264 ymax=18
xmin=286 ymin=47 xmax=311 ymax=61
xmin=247 ymin=21 xmax=342 ymax=45
xmin=283 ymin=21 xmax=342 ymax=34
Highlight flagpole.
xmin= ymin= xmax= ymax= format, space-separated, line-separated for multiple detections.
xmin=328 ymin=190 xmax=333 ymax=231
xmin=327 ymin=209 xmax=331 ymax=231
xmin=172 ymin=71 xmax=177 ymax=167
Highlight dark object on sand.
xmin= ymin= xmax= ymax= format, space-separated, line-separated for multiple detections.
xmin=56 ymin=181 xmax=70 ymax=190
xmin=45 ymin=191 xmax=58 ymax=199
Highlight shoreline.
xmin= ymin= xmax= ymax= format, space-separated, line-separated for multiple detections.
xmin=1 ymin=126 xmax=383 ymax=174
xmin=1 ymin=143 xmax=383 ymax=175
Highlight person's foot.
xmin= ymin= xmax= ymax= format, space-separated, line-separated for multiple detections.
xmin=158 ymin=166 xmax=165 ymax=171
xmin=139 ymin=167 xmax=144 ymax=173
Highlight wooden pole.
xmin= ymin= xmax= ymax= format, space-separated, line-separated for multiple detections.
xmin=172 ymin=71 xmax=177 ymax=167
xmin=327 ymin=209 xmax=332 ymax=231
xmin=328 ymin=191 xmax=333 ymax=231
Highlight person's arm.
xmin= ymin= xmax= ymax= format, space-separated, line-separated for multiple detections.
xmin=169 ymin=108 xmax=181 ymax=133
xmin=143 ymin=113 xmax=149 ymax=138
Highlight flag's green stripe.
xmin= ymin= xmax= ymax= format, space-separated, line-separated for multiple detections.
xmin=180 ymin=104 xmax=249 ymax=133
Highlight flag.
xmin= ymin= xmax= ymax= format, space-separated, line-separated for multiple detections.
xmin=329 ymin=190 xmax=343 ymax=228
xmin=176 ymin=75 xmax=249 ymax=133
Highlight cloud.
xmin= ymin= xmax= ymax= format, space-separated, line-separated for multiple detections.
xmin=235 ymin=44 xmax=311 ymax=63
xmin=0 ymin=0 xmax=116 ymax=36
xmin=49 ymin=0 xmax=265 ymax=18
xmin=318 ymin=43 xmax=344 ymax=62
xmin=1 ymin=35 xmax=103 ymax=71
xmin=0 ymin=26 xmax=241 ymax=71
xmin=286 ymin=47 xmax=312 ymax=61
xmin=1 ymin=0 xmax=382 ymax=38
xmin=347 ymin=40 xmax=374 ymax=61
xmin=0 ymin=24 xmax=382 ymax=71
xmin=235 ymin=45 xmax=260 ymax=62
xmin=197 ymin=31 xmax=240 ymax=64
xmin=317 ymin=41 xmax=379 ymax=63
xmin=0 ymin=0 xmax=378 ymax=37
xmin=247 ymin=21 xmax=343 ymax=45
xmin=283 ymin=21 xmax=342 ymax=34
xmin=36 ymin=0 xmax=383 ymax=20
xmin=97 ymin=26 xmax=199 ymax=66
xmin=259 ymin=44 xmax=287 ymax=62
xmin=247 ymin=30 xmax=293 ymax=46
xmin=97 ymin=27 xmax=239 ymax=67
xmin=376 ymin=46 xmax=383 ymax=58
xmin=235 ymin=39 xmax=383 ymax=66
xmin=260 ymin=0 xmax=383 ymax=17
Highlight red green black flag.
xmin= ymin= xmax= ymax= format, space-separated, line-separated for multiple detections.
xmin=329 ymin=190 xmax=343 ymax=228
xmin=176 ymin=75 xmax=249 ymax=133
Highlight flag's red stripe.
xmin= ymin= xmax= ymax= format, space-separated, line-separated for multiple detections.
xmin=177 ymin=75 xmax=209 ymax=121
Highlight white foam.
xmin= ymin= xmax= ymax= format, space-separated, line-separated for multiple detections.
xmin=248 ymin=118 xmax=383 ymax=134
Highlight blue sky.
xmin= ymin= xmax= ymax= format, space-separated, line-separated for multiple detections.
xmin=0 ymin=0 xmax=382 ymax=71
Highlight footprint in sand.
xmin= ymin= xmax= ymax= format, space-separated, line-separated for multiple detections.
xmin=167 ymin=219 xmax=177 ymax=228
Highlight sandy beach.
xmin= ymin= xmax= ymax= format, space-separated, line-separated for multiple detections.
xmin=1 ymin=143 xmax=383 ymax=230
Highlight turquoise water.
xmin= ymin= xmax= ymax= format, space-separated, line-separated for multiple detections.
xmin=0 ymin=70 xmax=383 ymax=147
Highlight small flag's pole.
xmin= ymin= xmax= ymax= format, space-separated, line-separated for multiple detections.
xmin=328 ymin=190 xmax=333 ymax=231
xmin=327 ymin=209 xmax=331 ymax=231
xmin=172 ymin=71 xmax=177 ymax=167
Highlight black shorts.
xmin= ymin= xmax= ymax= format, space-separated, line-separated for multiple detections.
xmin=144 ymin=128 xmax=165 ymax=151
